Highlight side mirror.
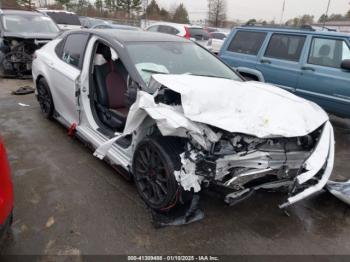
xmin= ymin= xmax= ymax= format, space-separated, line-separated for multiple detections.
xmin=341 ymin=59 xmax=350 ymax=71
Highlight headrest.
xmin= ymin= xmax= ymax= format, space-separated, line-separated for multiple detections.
xmin=319 ymin=45 xmax=331 ymax=56
xmin=94 ymin=54 xmax=107 ymax=66
xmin=96 ymin=44 xmax=112 ymax=61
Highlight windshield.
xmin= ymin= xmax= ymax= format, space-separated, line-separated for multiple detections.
xmin=45 ymin=12 xmax=81 ymax=26
xmin=2 ymin=14 xmax=59 ymax=34
xmin=127 ymin=42 xmax=241 ymax=85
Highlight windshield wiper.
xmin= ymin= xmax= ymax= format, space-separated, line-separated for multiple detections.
xmin=141 ymin=69 xmax=169 ymax=74
xmin=185 ymin=73 xmax=230 ymax=79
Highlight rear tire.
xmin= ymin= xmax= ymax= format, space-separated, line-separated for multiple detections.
xmin=36 ymin=78 xmax=54 ymax=119
xmin=133 ymin=137 xmax=193 ymax=211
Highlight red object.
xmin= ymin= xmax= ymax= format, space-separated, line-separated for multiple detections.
xmin=68 ymin=123 xmax=77 ymax=137
xmin=0 ymin=136 xmax=14 ymax=226
xmin=184 ymin=26 xmax=191 ymax=39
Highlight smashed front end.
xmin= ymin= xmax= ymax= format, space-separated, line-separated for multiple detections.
xmin=177 ymin=121 xmax=334 ymax=208
xmin=0 ymin=37 xmax=50 ymax=78
xmin=124 ymin=74 xmax=335 ymax=209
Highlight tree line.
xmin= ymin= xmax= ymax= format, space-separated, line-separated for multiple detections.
xmin=246 ymin=10 xmax=350 ymax=27
xmin=8 ymin=0 xmax=228 ymax=26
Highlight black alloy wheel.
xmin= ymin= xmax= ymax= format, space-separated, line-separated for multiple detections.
xmin=36 ymin=78 xmax=54 ymax=119
xmin=133 ymin=137 xmax=190 ymax=211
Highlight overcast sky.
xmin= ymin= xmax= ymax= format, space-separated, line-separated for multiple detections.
xmin=156 ymin=0 xmax=350 ymax=22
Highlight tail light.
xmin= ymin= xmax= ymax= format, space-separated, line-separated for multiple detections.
xmin=0 ymin=136 xmax=14 ymax=225
xmin=184 ymin=26 xmax=191 ymax=39
xmin=33 ymin=51 xmax=37 ymax=60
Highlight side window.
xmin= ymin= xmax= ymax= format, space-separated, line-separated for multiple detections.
xmin=147 ymin=25 xmax=158 ymax=32
xmin=61 ymin=33 xmax=89 ymax=69
xmin=55 ymin=38 xmax=65 ymax=57
xmin=308 ymin=37 xmax=350 ymax=68
xmin=158 ymin=25 xmax=175 ymax=35
xmin=95 ymin=25 xmax=108 ymax=29
xmin=228 ymin=31 xmax=267 ymax=55
xmin=169 ymin=27 xmax=179 ymax=35
xmin=265 ymin=34 xmax=306 ymax=62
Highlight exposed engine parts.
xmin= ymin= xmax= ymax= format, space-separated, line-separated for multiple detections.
xmin=175 ymin=127 xmax=324 ymax=206
xmin=0 ymin=38 xmax=49 ymax=78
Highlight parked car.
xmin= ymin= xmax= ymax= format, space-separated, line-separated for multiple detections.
xmin=0 ymin=9 xmax=60 ymax=78
xmin=37 ymin=9 xmax=82 ymax=31
xmin=204 ymin=27 xmax=219 ymax=33
xmin=206 ymin=31 xmax=229 ymax=54
xmin=32 ymin=29 xmax=334 ymax=217
xmin=91 ymin=23 xmax=141 ymax=31
xmin=79 ymin=17 xmax=110 ymax=29
xmin=220 ymin=26 xmax=350 ymax=118
xmin=146 ymin=22 xmax=211 ymax=47
xmin=0 ymin=135 xmax=14 ymax=243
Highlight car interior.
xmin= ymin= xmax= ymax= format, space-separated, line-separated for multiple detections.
xmin=91 ymin=42 xmax=130 ymax=133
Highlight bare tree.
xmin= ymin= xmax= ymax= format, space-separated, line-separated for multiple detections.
xmin=207 ymin=0 xmax=226 ymax=27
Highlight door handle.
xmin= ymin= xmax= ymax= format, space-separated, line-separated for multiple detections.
xmin=260 ymin=59 xmax=271 ymax=64
xmin=301 ymin=66 xmax=315 ymax=71
xmin=49 ymin=63 xmax=55 ymax=70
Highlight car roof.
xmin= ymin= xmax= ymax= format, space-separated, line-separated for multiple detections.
xmin=0 ymin=9 xmax=44 ymax=16
xmin=236 ymin=26 xmax=350 ymax=38
xmin=87 ymin=29 xmax=190 ymax=43
xmin=147 ymin=22 xmax=203 ymax=29
xmin=37 ymin=9 xmax=77 ymax=14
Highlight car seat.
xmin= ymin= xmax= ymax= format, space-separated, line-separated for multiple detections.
xmin=318 ymin=45 xmax=335 ymax=67
xmin=93 ymin=44 xmax=128 ymax=131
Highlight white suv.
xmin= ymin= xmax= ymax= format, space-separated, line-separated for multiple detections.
xmin=146 ymin=22 xmax=211 ymax=47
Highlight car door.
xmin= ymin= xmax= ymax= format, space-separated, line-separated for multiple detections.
xmin=49 ymin=32 xmax=90 ymax=125
xmin=256 ymin=33 xmax=307 ymax=93
xmin=220 ymin=30 xmax=268 ymax=69
xmin=297 ymin=36 xmax=350 ymax=116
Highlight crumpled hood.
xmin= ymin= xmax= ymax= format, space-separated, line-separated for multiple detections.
xmin=150 ymin=74 xmax=329 ymax=138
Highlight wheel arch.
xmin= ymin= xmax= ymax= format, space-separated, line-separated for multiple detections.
xmin=236 ymin=67 xmax=265 ymax=82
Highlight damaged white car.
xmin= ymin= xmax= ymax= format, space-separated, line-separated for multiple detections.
xmin=32 ymin=29 xmax=335 ymax=219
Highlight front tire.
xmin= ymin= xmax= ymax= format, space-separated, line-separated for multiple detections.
xmin=36 ymin=78 xmax=54 ymax=119
xmin=133 ymin=137 xmax=192 ymax=211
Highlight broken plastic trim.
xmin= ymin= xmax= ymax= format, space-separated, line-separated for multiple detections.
xmin=93 ymin=133 xmax=125 ymax=160
xmin=279 ymin=121 xmax=334 ymax=208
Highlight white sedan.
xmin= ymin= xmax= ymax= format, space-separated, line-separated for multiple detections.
xmin=206 ymin=31 xmax=229 ymax=54
xmin=32 ymin=29 xmax=334 ymax=219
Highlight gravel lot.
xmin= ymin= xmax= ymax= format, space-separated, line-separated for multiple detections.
xmin=1 ymin=78 xmax=350 ymax=255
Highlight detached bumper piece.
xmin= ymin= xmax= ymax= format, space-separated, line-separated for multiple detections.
xmin=279 ymin=121 xmax=335 ymax=208
xmin=327 ymin=180 xmax=350 ymax=205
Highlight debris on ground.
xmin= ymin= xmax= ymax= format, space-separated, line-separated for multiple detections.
xmin=12 ymin=86 xmax=35 ymax=95
xmin=18 ymin=103 xmax=30 ymax=107
xmin=151 ymin=195 xmax=204 ymax=228
xmin=45 ymin=216 xmax=55 ymax=228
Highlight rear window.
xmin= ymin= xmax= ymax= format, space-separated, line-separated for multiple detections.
xmin=265 ymin=34 xmax=306 ymax=62
xmin=45 ymin=12 xmax=81 ymax=25
xmin=212 ymin=32 xmax=226 ymax=40
xmin=228 ymin=31 xmax=267 ymax=55
xmin=189 ymin=28 xmax=210 ymax=41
